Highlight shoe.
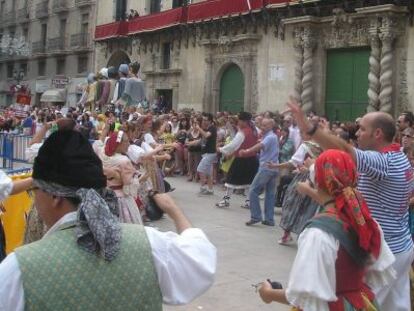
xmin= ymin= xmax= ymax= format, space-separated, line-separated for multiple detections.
xmin=261 ymin=220 xmax=275 ymax=226
xmin=216 ymin=196 xmax=230 ymax=208
xmin=245 ymin=219 xmax=261 ymax=226
xmin=278 ymin=235 xmax=293 ymax=245
xmin=199 ymin=188 xmax=214 ymax=195
xmin=240 ymin=200 xmax=250 ymax=209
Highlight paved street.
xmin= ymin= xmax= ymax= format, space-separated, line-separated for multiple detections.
xmin=158 ymin=177 xmax=296 ymax=311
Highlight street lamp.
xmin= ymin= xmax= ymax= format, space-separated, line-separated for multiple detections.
xmin=13 ymin=69 xmax=25 ymax=85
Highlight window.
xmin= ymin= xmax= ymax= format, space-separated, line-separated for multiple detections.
xmin=0 ymin=1 xmax=5 ymax=16
xmin=161 ymin=42 xmax=171 ymax=69
xmin=38 ymin=60 xmax=46 ymax=76
xmin=172 ymin=0 xmax=184 ymax=8
xmin=23 ymin=27 xmax=29 ymax=40
xmin=9 ymin=27 xmax=15 ymax=39
xmin=56 ymin=58 xmax=65 ymax=74
xmin=7 ymin=63 xmax=14 ymax=78
xmin=81 ymin=13 xmax=89 ymax=23
xmin=77 ymin=56 xmax=88 ymax=73
xmin=114 ymin=0 xmax=127 ymax=21
xmin=150 ymin=0 xmax=161 ymax=13
xmin=41 ymin=24 xmax=47 ymax=46
xmin=20 ymin=63 xmax=27 ymax=76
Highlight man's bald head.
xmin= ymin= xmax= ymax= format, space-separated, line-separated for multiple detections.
xmin=364 ymin=112 xmax=396 ymax=143
xmin=260 ymin=118 xmax=275 ymax=133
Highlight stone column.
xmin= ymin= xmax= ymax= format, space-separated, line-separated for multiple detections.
xmin=367 ymin=22 xmax=381 ymax=112
xmin=203 ymin=55 xmax=214 ymax=112
xmin=379 ymin=17 xmax=396 ymax=113
xmin=293 ymin=28 xmax=303 ymax=103
xmin=301 ymin=26 xmax=316 ymax=113
xmin=172 ymin=81 xmax=179 ymax=111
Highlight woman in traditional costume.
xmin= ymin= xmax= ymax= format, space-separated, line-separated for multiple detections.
xmin=216 ymin=112 xmax=259 ymax=208
xmin=259 ymin=149 xmax=395 ymax=311
xmin=268 ymin=135 xmax=322 ymax=244
xmin=93 ymin=130 xmax=142 ymax=224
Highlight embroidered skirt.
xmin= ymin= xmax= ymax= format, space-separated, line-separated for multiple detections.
xmin=225 ymin=156 xmax=259 ymax=189
xmin=279 ymin=171 xmax=320 ymax=234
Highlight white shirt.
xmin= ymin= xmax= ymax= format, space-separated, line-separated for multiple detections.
xmin=286 ymin=226 xmax=395 ymax=311
xmin=25 ymin=143 xmax=43 ymax=163
xmin=0 ymin=212 xmax=217 ymax=310
xmin=219 ymin=131 xmax=245 ymax=156
xmin=0 ymin=170 xmax=13 ymax=201
xmin=127 ymin=144 xmax=147 ymax=164
xmin=144 ymin=133 xmax=157 ymax=146
xmin=289 ymin=125 xmax=302 ymax=151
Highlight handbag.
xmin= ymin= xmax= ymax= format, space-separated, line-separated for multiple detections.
xmin=146 ymin=191 xmax=164 ymax=221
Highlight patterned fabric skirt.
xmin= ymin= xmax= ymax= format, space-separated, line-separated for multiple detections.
xmin=279 ymin=171 xmax=320 ymax=234
xmin=225 ymin=156 xmax=259 ymax=189
xmin=118 ymin=195 xmax=143 ymax=225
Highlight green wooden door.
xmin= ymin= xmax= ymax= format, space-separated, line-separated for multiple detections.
xmin=325 ymin=49 xmax=370 ymax=121
xmin=219 ymin=64 xmax=244 ymax=113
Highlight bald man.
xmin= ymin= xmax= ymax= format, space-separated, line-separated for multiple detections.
xmin=288 ymin=98 xmax=413 ymax=311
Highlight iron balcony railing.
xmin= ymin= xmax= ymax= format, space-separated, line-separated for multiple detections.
xmin=70 ymin=33 xmax=90 ymax=48
xmin=35 ymin=1 xmax=49 ymax=19
xmin=75 ymin=0 xmax=92 ymax=7
xmin=48 ymin=37 xmax=66 ymax=51
xmin=32 ymin=41 xmax=46 ymax=54
xmin=52 ymin=0 xmax=69 ymax=13
xmin=17 ymin=7 xmax=30 ymax=21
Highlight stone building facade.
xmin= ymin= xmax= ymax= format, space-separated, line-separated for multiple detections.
xmin=101 ymin=1 xmax=412 ymax=119
xmin=0 ymin=0 xmax=96 ymax=107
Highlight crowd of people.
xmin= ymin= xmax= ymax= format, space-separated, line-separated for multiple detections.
xmin=0 ymin=62 xmax=413 ymax=310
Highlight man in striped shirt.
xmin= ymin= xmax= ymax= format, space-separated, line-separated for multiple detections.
xmin=287 ymin=97 xmax=414 ymax=311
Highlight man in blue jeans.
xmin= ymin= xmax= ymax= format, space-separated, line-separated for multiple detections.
xmin=239 ymin=118 xmax=279 ymax=226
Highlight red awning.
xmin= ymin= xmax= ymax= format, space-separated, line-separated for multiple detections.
xmin=129 ymin=7 xmax=186 ymax=34
xmin=95 ymin=21 xmax=129 ymax=41
xmin=94 ymin=0 xmax=293 ymax=40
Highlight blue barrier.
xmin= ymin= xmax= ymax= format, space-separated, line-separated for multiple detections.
xmin=0 ymin=133 xmax=33 ymax=169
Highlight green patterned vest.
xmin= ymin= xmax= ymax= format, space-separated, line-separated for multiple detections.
xmin=15 ymin=223 xmax=162 ymax=311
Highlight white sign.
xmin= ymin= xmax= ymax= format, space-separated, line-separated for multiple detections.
xmin=52 ymin=76 xmax=70 ymax=89
xmin=35 ymin=80 xmax=50 ymax=93
xmin=269 ymin=64 xmax=286 ymax=81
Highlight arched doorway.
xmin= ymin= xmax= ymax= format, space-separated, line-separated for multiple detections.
xmin=219 ymin=64 xmax=244 ymax=113
xmin=107 ymin=51 xmax=131 ymax=69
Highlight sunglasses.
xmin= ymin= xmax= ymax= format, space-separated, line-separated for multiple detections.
xmin=27 ymin=186 xmax=39 ymax=197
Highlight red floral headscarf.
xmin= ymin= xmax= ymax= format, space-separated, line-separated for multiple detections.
xmin=315 ymin=149 xmax=380 ymax=258
xmin=105 ymin=131 xmax=124 ymax=157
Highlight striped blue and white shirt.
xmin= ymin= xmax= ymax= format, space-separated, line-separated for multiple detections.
xmin=356 ymin=148 xmax=414 ymax=254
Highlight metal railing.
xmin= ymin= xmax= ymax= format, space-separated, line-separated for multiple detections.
xmin=36 ymin=1 xmax=49 ymax=18
xmin=17 ymin=7 xmax=30 ymax=21
xmin=75 ymin=0 xmax=92 ymax=7
xmin=32 ymin=41 xmax=46 ymax=54
xmin=52 ymin=0 xmax=69 ymax=12
xmin=1 ymin=12 xmax=16 ymax=25
xmin=48 ymin=37 xmax=66 ymax=51
xmin=70 ymin=33 xmax=89 ymax=48
xmin=0 ymin=134 xmax=32 ymax=169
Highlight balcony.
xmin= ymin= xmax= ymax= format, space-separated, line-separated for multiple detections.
xmin=36 ymin=1 xmax=49 ymax=19
xmin=75 ymin=0 xmax=93 ymax=7
xmin=95 ymin=21 xmax=128 ymax=41
xmin=70 ymin=33 xmax=90 ymax=49
xmin=17 ymin=8 xmax=30 ymax=22
xmin=1 ymin=12 xmax=17 ymax=26
xmin=48 ymin=37 xmax=66 ymax=52
xmin=52 ymin=0 xmax=69 ymax=13
xmin=32 ymin=41 xmax=46 ymax=54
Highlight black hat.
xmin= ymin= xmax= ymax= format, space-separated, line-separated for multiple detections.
xmin=238 ymin=111 xmax=252 ymax=121
xmin=33 ymin=130 xmax=106 ymax=189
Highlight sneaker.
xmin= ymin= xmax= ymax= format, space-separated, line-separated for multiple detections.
xmin=216 ymin=196 xmax=230 ymax=208
xmin=261 ymin=220 xmax=275 ymax=226
xmin=199 ymin=188 xmax=214 ymax=195
xmin=240 ymin=200 xmax=250 ymax=209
